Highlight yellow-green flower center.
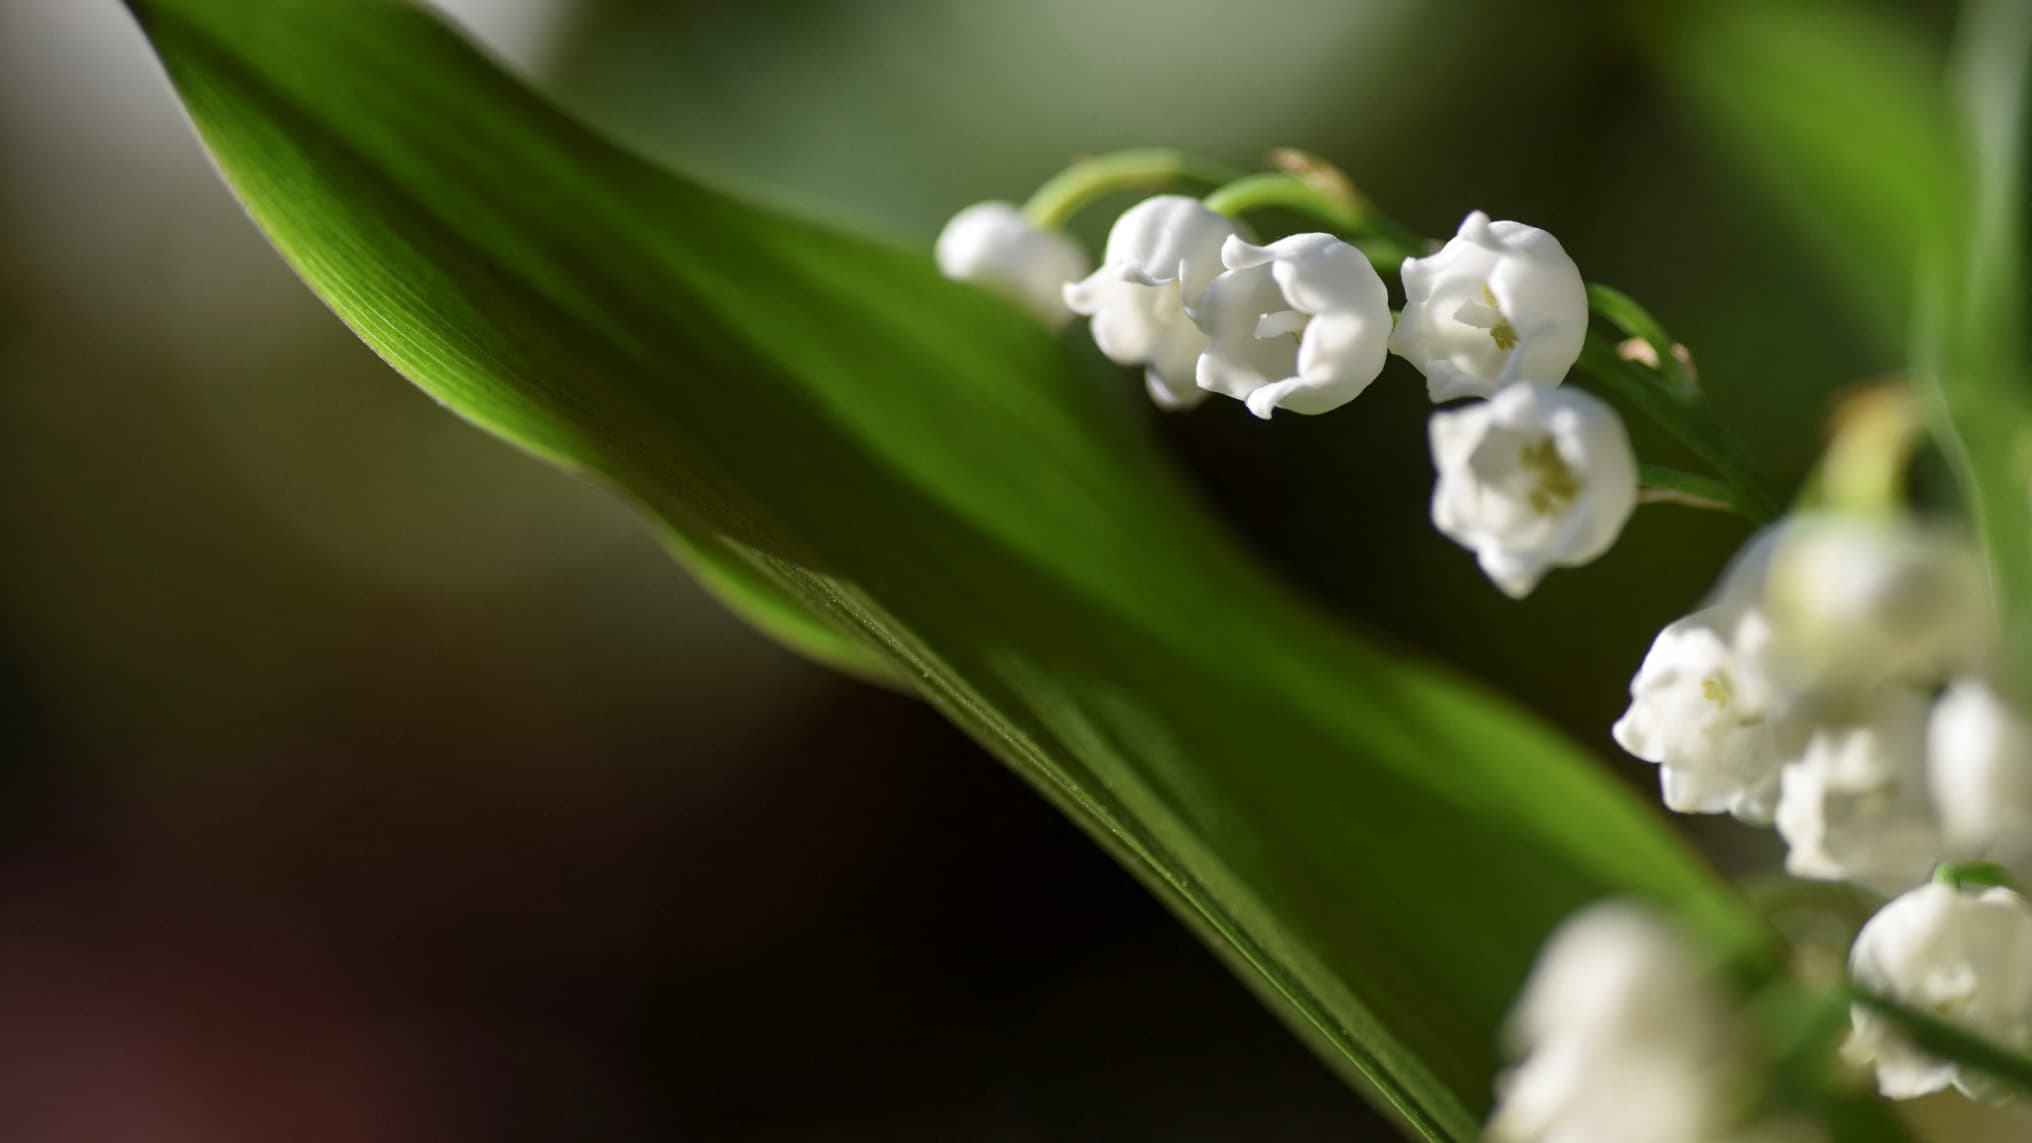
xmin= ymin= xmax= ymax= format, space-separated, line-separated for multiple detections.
xmin=1519 ymin=437 xmax=1581 ymax=515
xmin=1700 ymin=672 xmax=1733 ymax=706
xmin=1483 ymin=282 xmax=1519 ymax=351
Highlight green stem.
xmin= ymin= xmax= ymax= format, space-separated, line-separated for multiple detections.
xmin=1638 ymin=463 xmax=1741 ymax=514
xmin=1022 ymin=149 xmax=1246 ymax=230
xmin=1204 ymin=172 xmax=1360 ymax=228
xmin=1578 ymin=331 xmax=1783 ymax=521
xmin=1847 ymin=984 xmax=2032 ymax=1099
xmin=1934 ymin=861 xmax=2017 ymax=890
xmin=1202 ymin=173 xmax=1422 ymax=263
xmin=1814 ymin=384 xmax=1924 ymax=515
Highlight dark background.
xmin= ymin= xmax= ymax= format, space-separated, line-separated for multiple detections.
xmin=0 ymin=1 xmax=1942 ymax=1139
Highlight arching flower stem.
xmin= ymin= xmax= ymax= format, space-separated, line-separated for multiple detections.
xmin=1022 ymin=149 xmax=1245 ymax=231
xmin=1637 ymin=464 xmax=1740 ymax=513
xmin=1578 ymin=332 xmax=1784 ymax=521
xmin=1201 ymin=172 xmax=1422 ymax=266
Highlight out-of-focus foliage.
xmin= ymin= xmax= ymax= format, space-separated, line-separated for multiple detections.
xmin=1666 ymin=0 xmax=2032 ymax=686
xmin=1666 ymin=0 xmax=1963 ymax=337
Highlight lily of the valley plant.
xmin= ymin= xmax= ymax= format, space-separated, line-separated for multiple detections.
xmin=123 ymin=0 xmax=2032 ymax=1139
xmin=937 ymin=79 xmax=2032 ymax=1134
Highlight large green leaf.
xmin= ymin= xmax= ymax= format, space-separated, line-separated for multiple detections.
xmin=123 ymin=0 xmax=1765 ymax=1135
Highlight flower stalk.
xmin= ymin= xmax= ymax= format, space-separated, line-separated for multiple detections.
xmin=1637 ymin=464 xmax=1740 ymax=513
xmin=1022 ymin=149 xmax=1244 ymax=230
xmin=1201 ymin=172 xmax=1422 ymax=266
xmin=1577 ymin=331 xmax=1783 ymax=521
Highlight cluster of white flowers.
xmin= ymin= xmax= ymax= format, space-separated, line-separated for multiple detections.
xmin=939 ymin=170 xmax=2032 ymax=1124
xmin=1489 ymin=902 xmax=1824 ymax=1143
xmin=1613 ymin=509 xmax=2032 ymax=1100
xmin=938 ymin=196 xmax=1635 ymax=598
xmin=1614 ymin=514 xmax=2011 ymax=881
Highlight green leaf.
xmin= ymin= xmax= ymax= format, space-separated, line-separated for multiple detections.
xmin=123 ymin=0 xmax=1766 ymax=1136
xmin=1928 ymin=0 xmax=2032 ymax=687
xmin=1663 ymin=0 xmax=1964 ymax=341
xmin=1851 ymin=985 xmax=2032 ymax=1100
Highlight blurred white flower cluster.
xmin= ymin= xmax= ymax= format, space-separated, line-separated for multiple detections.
xmin=936 ymin=162 xmax=2032 ymax=1126
xmin=1614 ymin=510 xmax=2032 ymax=1102
xmin=937 ymin=195 xmax=1633 ymax=598
xmin=1490 ymin=902 xmax=1825 ymax=1143
xmin=1614 ymin=512 xmax=2010 ymax=886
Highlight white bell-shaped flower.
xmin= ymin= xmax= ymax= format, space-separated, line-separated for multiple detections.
xmin=1390 ymin=211 xmax=1589 ymax=403
xmin=1063 ymin=195 xmax=1239 ymax=410
xmin=1191 ymin=233 xmax=1392 ymax=418
xmin=1775 ymin=689 xmax=1944 ymax=894
xmin=1928 ymin=679 xmax=2032 ymax=878
xmin=1489 ymin=903 xmax=1755 ymax=1143
xmin=1762 ymin=515 xmax=1991 ymax=694
xmin=1614 ymin=604 xmax=1794 ymax=823
xmin=935 ymin=201 xmax=1092 ymax=330
xmin=1429 ymin=383 xmax=1638 ymax=599
xmin=1847 ymin=882 xmax=2032 ymax=1101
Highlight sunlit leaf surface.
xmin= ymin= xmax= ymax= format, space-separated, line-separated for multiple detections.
xmin=124 ymin=0 xmax=1766 ymax=1136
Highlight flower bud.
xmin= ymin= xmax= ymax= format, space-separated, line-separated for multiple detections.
xmin=934 ymin=201 xmax=1091 ymax=329
xmin=1063 ymin=195 xmax=1239 ymax=410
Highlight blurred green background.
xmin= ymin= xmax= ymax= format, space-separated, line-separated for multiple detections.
xmin=0 ymin=0 xmax=1945 ymax=1138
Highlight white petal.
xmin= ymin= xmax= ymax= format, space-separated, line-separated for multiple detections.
xmin=1428 ymin=384 xmax=1637 ymax=598
xmin=1848 ymin=883 xmax=2032 ymax=1100
xmin=1066 ymin=196 xmax=1237 ymax=410
xmin=1928 ymin=679 xmax=2032 ymax=876
xmin=1390 ymin=211 xmax=1587 ymax=402
xmin=1145 ymin=369 xmax=1209 ymax=411
xmin=1763 ymin=515 xmax=1993 ymax=693
xmin=1071 ymin=276 xmax=1166 ymax=364
xmin=1491 ymin=902 xmax=1751 ymax=1143
xmin=1098 ymin=195 xmax=1238 ymax=296
xmin=1190 ymin=233 xmax=1389 ymax=417
xmin=1614 ymin=606 xmax=1791 ymax=824
xmin=935 ymin=201 xmax=1091 ymax=329
xmin=1147 ymin=315 xmax=1210 ymax=401
xmin=1775 ymin=689 xmax=1942 ymax=894
xmin=1192 ymin=261 xmax=1298 ymax=402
